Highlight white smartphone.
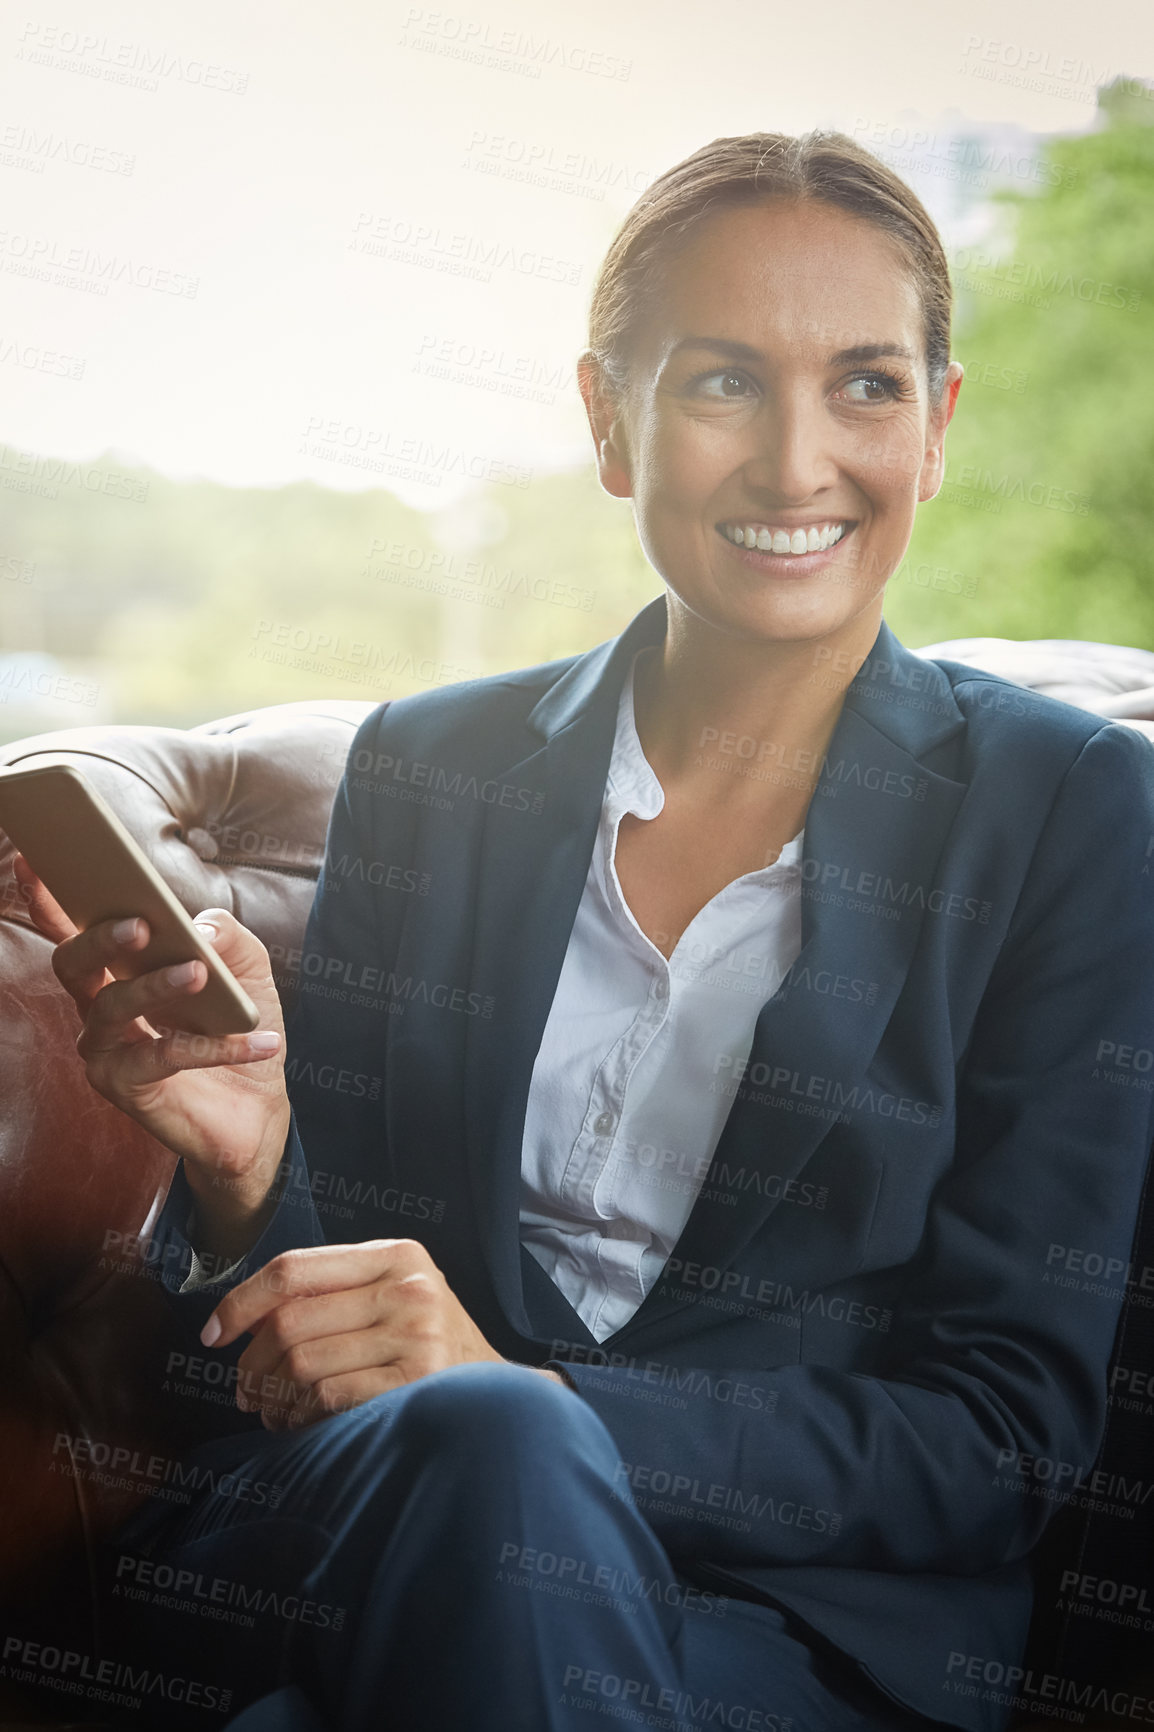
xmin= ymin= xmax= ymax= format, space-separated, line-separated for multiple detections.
xmin=0 ymin=761 xmax=260 ymax=1037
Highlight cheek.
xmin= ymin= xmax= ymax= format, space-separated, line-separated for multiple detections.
xmin=642 ymin=422 xmax=723 ymax=506
xmin=864 ymin=411 xmax=930 ymax=497
xmin=665 ymin=417 xmax=745 ymax=502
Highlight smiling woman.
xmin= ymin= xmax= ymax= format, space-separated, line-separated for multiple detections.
xmin=20 ymin=130 xmax=1154 ymax=1732
xmin=580 ymin=185 xmax=964 ymax=941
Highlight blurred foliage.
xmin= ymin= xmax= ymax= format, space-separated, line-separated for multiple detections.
xmin=0 ymin=89 xmax=1151 ymax=739
xmin=890 ymin=85 xmax=1154 ymax=648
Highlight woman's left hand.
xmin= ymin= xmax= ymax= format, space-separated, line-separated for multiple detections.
xmin=201 ymin=1241 xmax=531 ymax=1429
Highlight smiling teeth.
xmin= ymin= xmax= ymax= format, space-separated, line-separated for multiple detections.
xmin=722 ymin=523 xmax=847 ymax=554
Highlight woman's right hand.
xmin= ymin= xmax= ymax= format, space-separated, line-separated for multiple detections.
xmin=14 ymin=853 xmax=292 ymax=1257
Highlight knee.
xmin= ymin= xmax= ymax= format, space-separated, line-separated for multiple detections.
xmin=391 ymin=1362 xmax=616 ymax=1478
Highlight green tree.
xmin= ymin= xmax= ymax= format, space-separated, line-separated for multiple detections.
xmin=888 ymin=86 xmax=1154 ymax=649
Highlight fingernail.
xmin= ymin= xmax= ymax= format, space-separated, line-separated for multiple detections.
xmin=166 ymin=961 xmax=198 ymax=987
xmin=248 ymin=1031 xmax=280 ymax=1053
xmin=113 ymin=918 xmax=141 ymax=946
xmin=193 ymin=921 xmax=218 ymax=942
xmin=200 ymin=1314 xmax=222 ymax=1347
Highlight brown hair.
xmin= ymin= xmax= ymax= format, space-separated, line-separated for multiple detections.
xmin=585 ymin=130 xmax=953 ymax=403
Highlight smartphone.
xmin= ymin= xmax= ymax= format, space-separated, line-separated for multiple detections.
xmin=0 ymin=761 xmax=261 ymax=1037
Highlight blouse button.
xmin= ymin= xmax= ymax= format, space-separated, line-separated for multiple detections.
xmin=594 ymin=1111 xmax=616 ymax=1136
xmin=653 ymin=978 xmax=669 ymax=1001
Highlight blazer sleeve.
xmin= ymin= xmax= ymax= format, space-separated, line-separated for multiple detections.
xmin=557 ymin=720 xmax=1154 ymax=1576
xmin=146 ymin=706 xmax=393 ymax=1330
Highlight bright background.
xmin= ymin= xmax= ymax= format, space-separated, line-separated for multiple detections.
xmin=0 ymin=0 xmax=1151 ymax=736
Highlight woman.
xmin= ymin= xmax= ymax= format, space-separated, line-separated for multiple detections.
xmin=21 ymin=131 xmax=1154 ymax=1732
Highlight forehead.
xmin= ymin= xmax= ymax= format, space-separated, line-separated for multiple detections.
xmin=637 ymin=198 xmax=924 ymax=370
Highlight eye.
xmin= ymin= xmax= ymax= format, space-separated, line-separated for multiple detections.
xmin=687 ymin=368 xmax=757 ymax=400
xmin=835 ymin=370 xmax=909 ymax=404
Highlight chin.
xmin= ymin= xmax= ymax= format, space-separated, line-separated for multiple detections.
xmin=688 ymin=596 xmax=853 ymax=646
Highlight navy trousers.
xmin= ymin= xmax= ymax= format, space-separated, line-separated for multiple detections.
xmin=94 ymin=1364 xmax=946 ymax=1732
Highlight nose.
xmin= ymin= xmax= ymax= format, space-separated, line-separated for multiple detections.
xmin=741 ymin=387 xmax=839 ymax=504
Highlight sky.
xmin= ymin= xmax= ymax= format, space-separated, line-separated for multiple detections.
xmin=1 ymin=0 xmax=1151 ymax=507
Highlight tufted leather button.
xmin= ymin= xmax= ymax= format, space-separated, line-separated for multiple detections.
xmin=185 ymin=826 xmax=220 ymax=860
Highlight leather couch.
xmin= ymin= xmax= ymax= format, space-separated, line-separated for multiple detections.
xmin=0 ymin=643 xmax=1152 ymax=1730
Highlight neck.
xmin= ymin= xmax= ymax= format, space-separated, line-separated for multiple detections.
xmin=632 ymin=596 xmax=885 ymax=795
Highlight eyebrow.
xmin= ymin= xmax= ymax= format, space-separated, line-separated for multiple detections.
xmin=665 ymin=336 xmax=917 ymax=366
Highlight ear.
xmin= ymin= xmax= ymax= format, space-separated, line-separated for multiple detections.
xmin=577 ymin=352 xmax=634 ymax=500
xmin=917 ymin=361 xmax=964 ymax=503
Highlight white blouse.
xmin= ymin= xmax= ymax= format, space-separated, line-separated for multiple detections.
xmin=519 ymin=648 xmax=805 ymax=1341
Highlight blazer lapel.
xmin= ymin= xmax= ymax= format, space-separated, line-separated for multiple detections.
xmin=458 ymin=601 xmax=969 ymax=1344
xmin=460 ymin=600 xmax=668 ymax=1336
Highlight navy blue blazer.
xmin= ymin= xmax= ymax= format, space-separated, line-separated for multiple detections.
xmin=155 ymin=597 xmax=1154 ymax=1732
